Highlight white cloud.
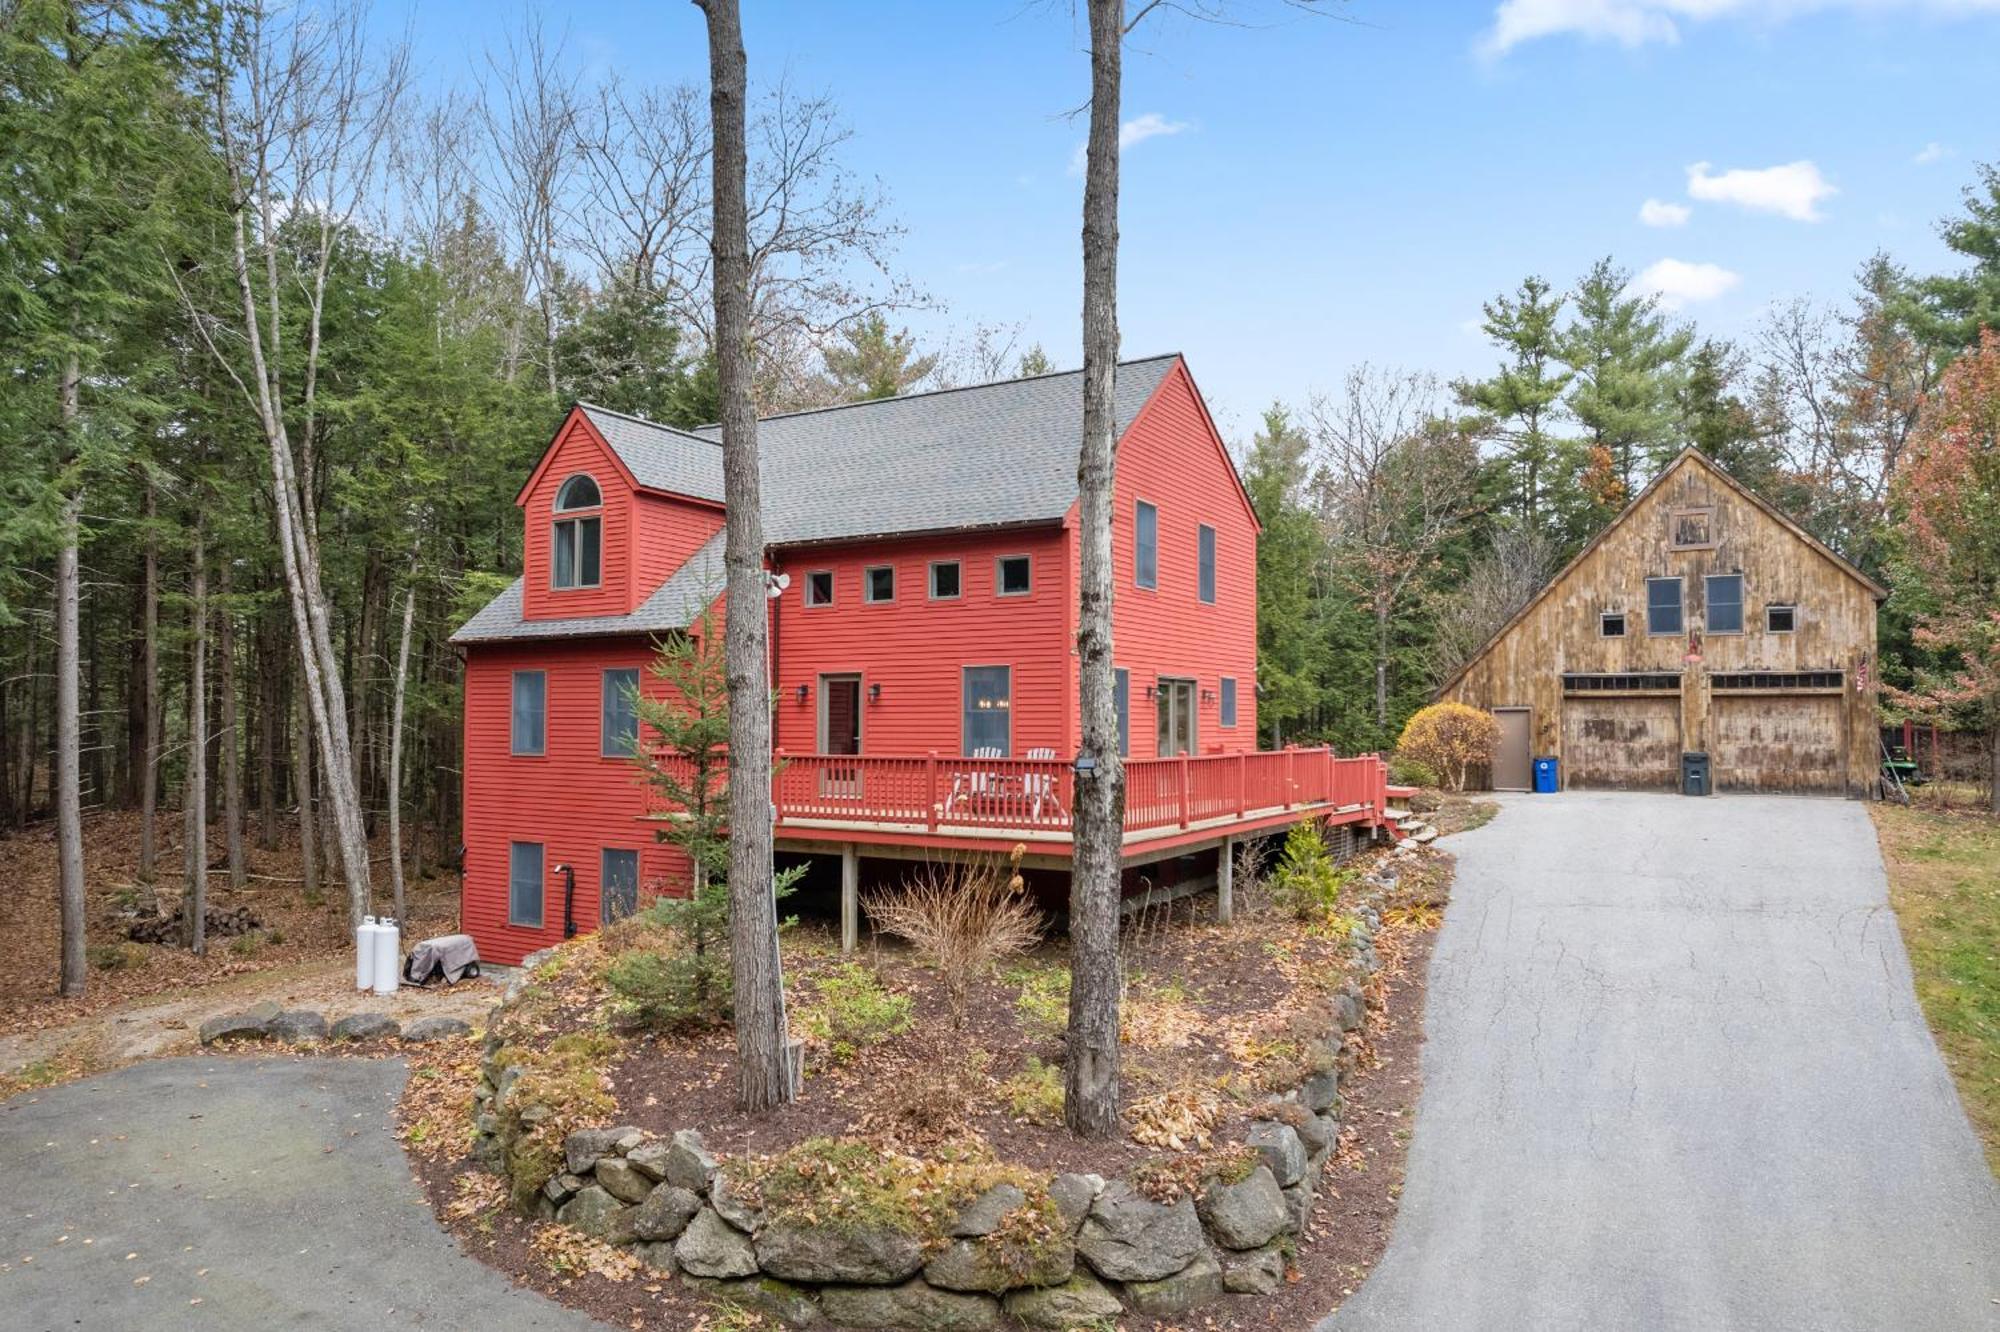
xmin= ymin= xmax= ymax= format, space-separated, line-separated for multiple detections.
xmin=1627 ymin=257 xmax=1741 ymax=309
xmin=1913 ymin=141 xmax=1953 ymax=165
xmin=1686 ymin=159 xmax=1835 ymax=221
xmin=1067 ymin=113 xmax=1190 ymax=176
xmin=1639 ymin=198 xmax=1692 ymax=227
xmin=1480 ymin=1 xmax=2000 ymax=57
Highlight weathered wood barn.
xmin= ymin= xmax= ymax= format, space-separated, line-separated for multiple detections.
xmin=1437 ymin=448 xmax=1885 ymax=796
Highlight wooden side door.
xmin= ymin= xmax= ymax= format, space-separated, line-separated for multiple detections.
xmin=1493 ymin=707 xmax=1532 ymax=790
xmin=818 ymin=674 xmax=862 ymax=798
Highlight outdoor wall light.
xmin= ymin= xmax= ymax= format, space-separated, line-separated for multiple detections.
xmin=795 ymin=683 xmax=809 ymax=704
xmin=1201 ymin=688 xmax=1216 ymax=704
xmin=869 ymin=682 xmax=883 ymax=703
xmin=1145 ymin=684 xmax=1158 ymax=700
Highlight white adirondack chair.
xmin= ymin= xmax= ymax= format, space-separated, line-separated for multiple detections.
xmin=1023 ymin=746 xmax=1066 ymax=821
xmin=947 ymin=746 xmax=1005 ymax=813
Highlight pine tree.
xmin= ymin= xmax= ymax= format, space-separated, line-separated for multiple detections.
xmin=820 ymin=312 xmax=939 ymax=401
xmin=1561 ymin=257 xmax=1693 ymax=500
xmin=1454 ymin=276 xmax=1572 ymax=529
xmin=1896 ymin=162 xmax=2000 ymax=358
xmin=1243 ymin=407 xmax=1321 ymax=744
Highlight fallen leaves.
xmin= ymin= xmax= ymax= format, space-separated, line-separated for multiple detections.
xmin=528 ymin=1222 xmax=642 ymax=1283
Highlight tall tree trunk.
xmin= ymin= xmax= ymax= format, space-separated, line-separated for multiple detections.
xmin=386 ymin=562 xmax=417 ymax=922
xmin=18 ymin=629 xmax=38 ymax=827
xmin=1064 ymin=0 xmax=1127 ymax=1139
xmin=697 ymin=0 xmax=793 ymax=1113
xmin=219 ymin=562 xmax=244 ymax=889
xmin=294 ymin=683 xmax=318 ymax=904
xmin=56 ymin=353 xmax=87 ymax=998
xmin=1374 ymin=599 xmax=1390 ymax=735
xmin=183 ymin=522 xmax=208 ymax=956
xmin=256 ymin=597 xmax=279 ymax=849
xmin=139 ymin=481 xmax=160 ymax=886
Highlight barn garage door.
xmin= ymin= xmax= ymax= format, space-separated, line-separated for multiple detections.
xmin=1563 ymin=696 xmax=1681 ymax=791
xmin=1711 ymin=694 xmax=1844 ymax=793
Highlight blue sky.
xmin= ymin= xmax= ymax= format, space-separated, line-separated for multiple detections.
xmin=393 ymin=1 xmax=1998 ymax=438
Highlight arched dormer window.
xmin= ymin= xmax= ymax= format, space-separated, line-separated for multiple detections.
xmin=552 ymin=473 xmax=602 ymax=589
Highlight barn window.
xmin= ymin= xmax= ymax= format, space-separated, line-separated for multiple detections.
xmin=804 ymin=570 xmax=833 ymax=606
xmin=1646 ymin=577 xmax=1683 ymax=635
xmin=601 ymin=668 xmax=639 ymax=757
xmin=1668 ymin=506 xmax=1717 ymax=550
xmin=1766 ymin=604 xmax=1796 ymax=633
xmin=864 ymin=565 xmax=895 ymax=603
xmin=551 ymin=475 xmax=602 ymax=590
xmin=1220 ymin=677 xmax=1238 ymax=728
xmin=511 ymin=670 xmax=546 ymax=756
xmin=1198 ymin=524 xmax=1217 ymax=604
xmin=963 ymin=666 xmax=1012 ymax=756
xmin=1135 ymin=501 xmax=1158 ymax=590
xmin=997 ymin=555 xmax=1032 ymax=596
xmin=1706 ymin=574 xmax=1744 ymax=633
xmin=509 ymin=841 xmax=544 ymax=928
xmin=929 ymin=561 xmax=960 ymax=600
xmin=1601 ymin=612 xmax=1627 ymax=638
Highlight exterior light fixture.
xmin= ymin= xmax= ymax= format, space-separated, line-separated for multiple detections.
xmin=1201 ymin=688 xmax=1216 ymax=704
xmin=795 ymin=683 xmax=809 ymax=704
xmin=869 ymin=682 xmax=882 ymax=703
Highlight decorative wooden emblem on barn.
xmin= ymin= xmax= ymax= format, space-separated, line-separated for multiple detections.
xmin=1669 ymin=506 xmax=1718 ymax=550
xmin=1684 ymin=629 xmax=1703 ymax=664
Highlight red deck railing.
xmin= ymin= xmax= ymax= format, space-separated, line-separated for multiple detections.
xmin=646 ymin=746 xmax=1389 ymax=839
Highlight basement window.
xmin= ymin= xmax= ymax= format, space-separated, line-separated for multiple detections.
xmin=804 ymin=570 xmax=833 ymax=606
xmin=1600 ymin=612 xmax=1627 ymax=638
xmin=1766 ymin=604 xmax=1797 ymax=634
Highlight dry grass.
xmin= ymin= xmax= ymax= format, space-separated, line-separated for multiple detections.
xmin=861 ymin=846 xmax=1042 ymax=1027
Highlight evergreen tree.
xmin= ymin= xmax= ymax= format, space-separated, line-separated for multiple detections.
xmin=1896 ymin=162 xmax=2000 ymax=358
xmin=555 ymin=280 xmax=717 ymax=427
xmin=1560 ymin=257 xmax=1693 ymax=501
xmin=1454 ymin=275 xmax=1571 ymax=530
xmin=1243 ymin=407 xmax=1321 ymax=744
xmin=1676 ymin=338 xmax=1777 ymax=485
xmin=1015 ymin=344 xmax=1054 ymax=377
xmin=820 ymin=311 xmax=939 ymax=401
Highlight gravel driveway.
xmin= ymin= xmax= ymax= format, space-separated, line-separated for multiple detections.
xmin=1325 ymin=792 xmax=2000 ymax=1332
xmin=1 ymin=1056 xmax=604 ymax=1331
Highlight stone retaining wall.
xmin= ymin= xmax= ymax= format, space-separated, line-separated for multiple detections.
xmin=469 ymin=855 xmax=1413 ymax=1330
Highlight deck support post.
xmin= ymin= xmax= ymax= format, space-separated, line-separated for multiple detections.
xmin=1217 ymin=836 xmax=1235 ymax=925
xmin=840 ymin=843 xmax=859 ymax=955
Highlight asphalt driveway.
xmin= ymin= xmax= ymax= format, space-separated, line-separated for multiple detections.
xmin=1327 ymin=791 xmax=2000 ymax=1332
xmin=1 ymin=1056 xmax=603 ymax=1331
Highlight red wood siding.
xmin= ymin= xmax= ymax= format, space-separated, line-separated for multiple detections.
xmin=520 ymin=416 xmax=641 ymax=620
xmin=634 ymin=492 xmax=726 ymax=597
xmin=769 ymin=529 xmax=1072 ymax=758
xmin=1101 ymin=361 xmax=1260 ymax=758
xmin=461 ymin=638 xmax=690 ymax=964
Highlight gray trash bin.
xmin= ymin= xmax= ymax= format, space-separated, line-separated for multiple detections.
xmin=1681 ymin=751 xmax=1710 ymax=797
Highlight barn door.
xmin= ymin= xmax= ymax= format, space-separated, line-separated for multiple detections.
xmin=1493 ymin=708 xmax=1532 ymax=790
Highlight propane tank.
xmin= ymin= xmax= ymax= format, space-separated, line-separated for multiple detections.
xmin=371 ymin=917 xmax=401 ymax=996
xmin=356 ymin=915 xmax=379 ymax=992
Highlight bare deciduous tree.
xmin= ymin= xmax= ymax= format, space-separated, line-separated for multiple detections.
xmin=570 ymin=77 xmax=709 ymax=296
xmin=1427 ymin=524 xmax=1557 ymax=686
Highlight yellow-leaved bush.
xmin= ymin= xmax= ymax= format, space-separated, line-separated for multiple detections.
xmin=1396 ymin=702 xmax=1500 ymax=792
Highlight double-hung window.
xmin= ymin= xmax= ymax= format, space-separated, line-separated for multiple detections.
xmin=1646 ymin=577 xmax=1683 ymax=635
xmin=551 ymin=475 xmax=602 ymax=589
xmin=511 ymin=670 xmax=546 ymax=756
xmin=601 ymin=668 xmax=639 ymax=757
xmin=1705 ymin=574 xmax=1744 ymax=634
xmin=1198 ymin=524 xmax=1217 ymax=604
xmin=1135 ymin=501 xmax=1159 ymax=590
xmin=509 ymin=841 xmax=544 ymax=928
xmin=1220 ymin=677 xmax=1238 ymax=728
xmin=963 ymin=666 xmax=1012 ymax=756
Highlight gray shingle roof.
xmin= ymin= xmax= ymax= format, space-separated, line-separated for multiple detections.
xmin=460 ymin=355 xmax=1182 ymax=643
xmin=451 ymin=530 xmax=727 ymax=644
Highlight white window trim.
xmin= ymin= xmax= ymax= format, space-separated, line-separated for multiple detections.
xmin=928 ymin=560 xmax=961 ymax=601
xmin=511 ymin=670 xmax=546 ymax=757
xmin=803 ymin=570 xmax=834 ymax=607
xmin=1135 ymin=499 xmax=1159 ymax=591
xmin=1766 ymin=603 xmax=1798 ymax=634
xmin=996 ymin=554 xmax=1032 ymax=597
xmin=1645 ymin=576 xmax=1684 ymax=637
xmin=1600 ymin=611 xmax=1628 ymax=638
xmin=863 ymin=564 xmax=896 ymax=604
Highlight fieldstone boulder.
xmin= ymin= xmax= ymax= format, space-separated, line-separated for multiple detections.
xmin=1123 ymin=1249 xmax=1224 ymax=1318
xmin=923 ymin=1234 xmax=1074 ymax=1293
xmin=755 ymin=1217 xmax=926 ymax=1285
xmin=556 ymin=1186 xmax=637 ymax=1245
xmin=1282 ymin=1176 xmax=1317 ymax=1233
xmin=1197 ymin=1165 xmax=1288 ymax=1250
xmin=820 ymin=1278 xmax=999 ymax=1331
xmin=676 ymin=1207 xmax=759 ymax=1279
xmin=541 ymin=1172 xmax=586 ymax=1209
xmin=402 ymin=1015 xmax=472 ymax=1043
xmin=684 ymin=1275 xmax=820 ymax=1329
xmin=625 ymin=1137 xmax=673 ymax=1182
xmin=268 ymin=1010 xmax=329 ymax=1043
xmin=563 ymin=1126 xmax=639 ymax=1176
xmin=1074 ymin=1181 xmax=1204 ymax=1282
xmin=664 ymin=1128 xmax=717 ymax=1191
xmin=594 ymin=1157 xmax=654 ymax=1205
xmin=1331 ymin=990 xmax=1365 ymax=1033
xmin=1221 ymin=1243 xmax=1287 ymax=1295
xmin=951 ymin=1183 xmax=1026 ymax=1237
xmin=330 ymin=1012 xmax=400 ymax=1041
xmin=710 ymin=1170 xmax=764 ymax=1232
xmin=1003 ymin=1271 xmax=1124 ymax=1330
xmin=1299 ymin=1067 xmax=1339 ymax=1114
xmin=1247 ymin=1120 xmax=1308 ymax=1188
xmin=632 ymin=1184 xmax=702 ymax=1242
xmin=629 ymin=1241 xmax=678 ymax=1275
xmin=1048 ymin=1174 xmax=1100 ymax=1234
xmin=1289 ymin=1107 xmax=1337 ymax=1155
xmin=199 ymin=1001 xmax=280 ymax=1044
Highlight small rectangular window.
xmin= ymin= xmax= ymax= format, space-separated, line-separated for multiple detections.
xmin=929 ymin=561 xmax=960 ymax=600
xmin=1115 ymin=667 xmax=1130 ymax=757
xmin=963 ymin=665 xmax=1012 ymax=756
xmin=1220 ymin=677 xmax=1238 ymax=728
xmin=509 ymin=841 xmax=544 ymax=928
xmin=1705 ymin=574 xmax=1744 ymax=634
xmin=804 ymin=570 xmax=833 ymax=606
xmin=1646 ymin=577 xmax=1683 ymax=635
xmin=1601 ymin=612 xmax=1627 ymax=638
xmin=864 ymin=565 xmax=895 ymax=603
xmin=997 ymin=555 xmax=1031 ymax=596
xmin=601 ymin=668 xmax=639 ymax=757
xmin=1135 ymin=501 xmax=1158 ymax=590
xmin=1198 ymin=524 xmax=1216 ymax=604
xmin=1766 ymin=604 xmax=1797 ymax=634
xmin=601 ymin=847 xmax=639 ymax=924
xmin=511 ymin=671 xmax=546 ymax=756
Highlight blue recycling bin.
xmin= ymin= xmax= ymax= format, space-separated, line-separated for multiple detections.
xmin=1533 ymin=757 xmax=1559 ymax=793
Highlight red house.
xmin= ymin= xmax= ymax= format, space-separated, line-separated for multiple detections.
xmin=452 ymin=356 xmax=1393 ymax=964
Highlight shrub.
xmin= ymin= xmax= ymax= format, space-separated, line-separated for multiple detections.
xmin=87 ymin=942 xmax=145 ymax=971
xmin=863 ymin=846 xmax=1043 ymax=1028
xmin=801 ymin=963 xmax=912 ymax=1061
xmin=228 ymin=934 xmax=262 ymax=959
xmin=1396 ymin=702 xmax=1501 ymax=792
xmin=1268 ymin=820 xmax=1352 ymax=920
xmin=998 ymin=1057 xmax=1064 ymax=1124
xmin=605 ymin=947 xmax=716 ymax=1031
xmin=1387 ymin=754 xmax=1439 ymax=788
xmin=1010 ymin=966 xmax=1071 ymax=1037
